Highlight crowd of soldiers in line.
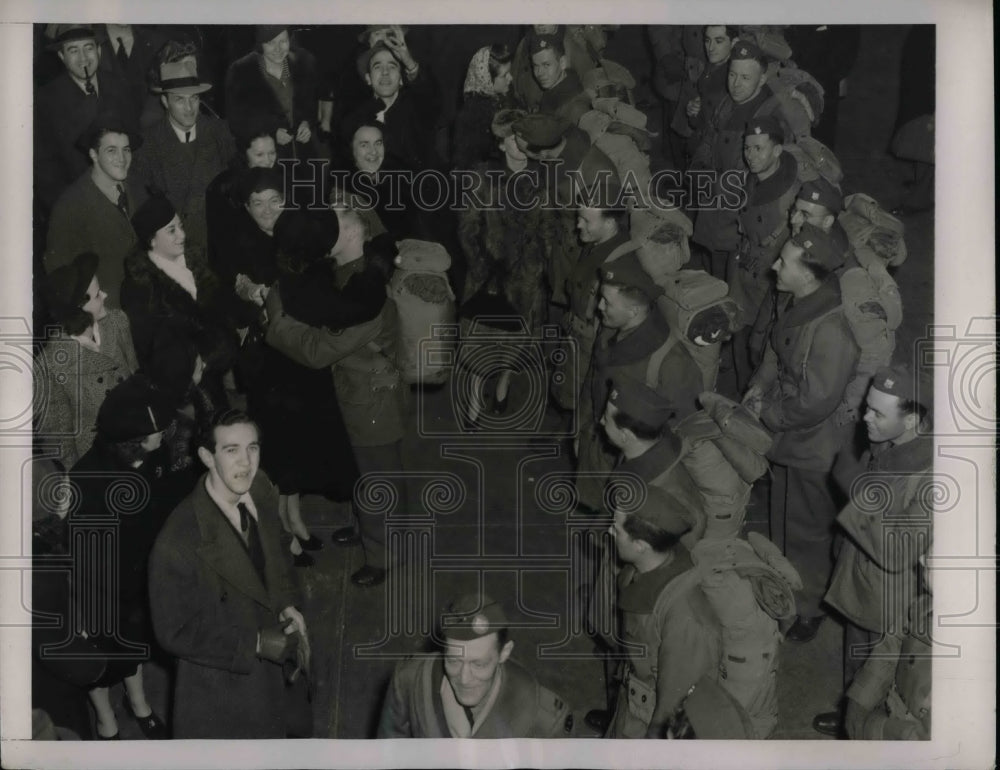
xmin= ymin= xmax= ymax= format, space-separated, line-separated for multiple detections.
xmin=28 ymin=23 xmax=934 ymax=741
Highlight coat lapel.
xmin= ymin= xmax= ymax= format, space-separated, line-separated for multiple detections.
xmin=190 ymin=476 xmax=273 ymax=610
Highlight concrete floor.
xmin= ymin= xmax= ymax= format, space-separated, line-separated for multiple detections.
xmin=83 ymin=24 xmax=933 ymax=742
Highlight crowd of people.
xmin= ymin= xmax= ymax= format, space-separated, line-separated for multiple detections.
xmin=29 ymin=23 xmax=934 ymax=742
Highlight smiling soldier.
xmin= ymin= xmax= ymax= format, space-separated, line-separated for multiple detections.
xmin=377 ymin=594 xmax=575 ymax=738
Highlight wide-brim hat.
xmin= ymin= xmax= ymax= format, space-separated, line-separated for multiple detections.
xmin=97 ymin=375 xmax=177 ymax=442
xmin=45 ymin=24 xmax=96 ymax=51
xmin=151 ymin=54 xmax=212 ymax=95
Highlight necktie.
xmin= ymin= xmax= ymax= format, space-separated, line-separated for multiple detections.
xmin=237 ymin=502 xmax=267 ymax=585
xmin=116 ymin=184 xmax=129 ymax=217
xmin=84 ymin=74 xmax=96 ymax=96
xmin=184 ymin=131 xmax=191 ymax=143
xmin=116 ymin=37 xmax=129 ymax=70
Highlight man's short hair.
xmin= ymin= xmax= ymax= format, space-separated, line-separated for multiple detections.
xmin=198 ymin=408 xmax=259 ymax=453
xmin=703 ymin=25 xmax=740 ymax=41
xmin=797 ymin=250 xmax=833 ymax=283
xmin=157 ymin=37 xmax=199 ymax=66
xmin=897 ymin=398 xmax=931 ymax=429
xmin=622 ymin=511 xmax=681 ymax=553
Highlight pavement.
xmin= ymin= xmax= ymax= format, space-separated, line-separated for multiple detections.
xmin=98 ymin=24 xmax=933 ymax=742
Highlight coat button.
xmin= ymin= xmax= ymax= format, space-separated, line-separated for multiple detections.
xmin=641 ymin=694 xmax=647 ymax=702
xmin=784 ymin=337 xmax=791 ymax=345
xmin=757 ymin=215 xmax=763 ymax=223
xmin=97 ymin=376 xmax=103 ymax=383
xmin=629 ymin=687 xmax=635 ymax=696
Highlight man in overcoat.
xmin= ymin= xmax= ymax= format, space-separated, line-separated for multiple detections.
xmin=148 ymin=409 xmax=308 ymax=738
xmin=744 ymin=224 xmax=858 ymax=642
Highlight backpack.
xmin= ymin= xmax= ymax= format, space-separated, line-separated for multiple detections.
xmin=655 ymin=532 xmax=802 ymax=738
xmin=838 ymin=192 xmax=908 ymax=267
xmin=783 ymin=135 xmax=844 ymax=187
xmin=640 ymin=386 xmax=774 ymax=541
xmin=758 ymin=60 xmax=825 ymax=140
xmin=387 ymin=239 xmax=456 ymax=385
xmin=578 ymin=108 xmax=653 ymax=196
xmin=646 ymin=270 xmax=740 ymax=391
xmin=795 ymin=265 xmax=900 ymax=425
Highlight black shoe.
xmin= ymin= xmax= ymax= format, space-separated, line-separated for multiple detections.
xmin=121 ymin=695 xmax=168 ymax=739
xmin=585 ymin=709 xmax=611 ymax=734
xmin=786 ymin=615 xmax=826 ymax=643
xmin=298 ymin=534 xmax=324 ymax=551
xmin=293 ymin=551 xmax=315 ymax=568
xmin=331 ymin=526 xmax=360 ymax=546
xmin=351 ymin=565 xmax=387 ymax=587
xmin=812 ymin=710 xmax=842 ymax=737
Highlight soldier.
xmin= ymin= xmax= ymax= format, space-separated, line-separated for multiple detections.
xmin=377 ymin=594 xmax=575 ymax=738
xmin=601 ymin=486 xmax=717 ymax=738
xmin=743 ymin=224 xmax=858 ymax=643
xmin=575 ymin=253 xmax=703 ymax=513
xmin=601 ymin=375 xmax=704 ymax=544
xmin=731 ymin=116 xmax=801 ymax=390
xmin=552 ymin=198 xmax=634 ymax=411
xmin=264 ymin=206 xmax=408 ymax=588
xmin=529 ymin=33 xmax=591 ymax=124
xmin=813 ymin=364 xmax=933 ymax=737
xmin=691 ymin=40 xmax=809 ymax=281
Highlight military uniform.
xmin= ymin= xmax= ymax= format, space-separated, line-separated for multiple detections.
xmin=265 ymin=259 xmax=407 ymax=570
xmin=575 ymin=256 xmax=703 ymax=512
xmin=750 ymin=271 xmax=859 ymax=618
xmin=845 ymin=594 xmax=932 ymax=740
xmin=606 ymin=547 xmax=719 ymax=738
xmin=378 ymin=656 xmax=574 ymax=738
xmin=552 ymin=230 xmax=634 ymax=411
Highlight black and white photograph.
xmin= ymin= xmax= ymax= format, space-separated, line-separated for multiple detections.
xmin=0 ymin=1 xmax=994 ymax=768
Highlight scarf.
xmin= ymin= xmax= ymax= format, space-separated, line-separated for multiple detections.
xmin=463 ymin=46 xmax=495 ymax=96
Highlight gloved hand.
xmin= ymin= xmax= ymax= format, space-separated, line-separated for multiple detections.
xmin=257 ymin=618 xmax=298 ymax=665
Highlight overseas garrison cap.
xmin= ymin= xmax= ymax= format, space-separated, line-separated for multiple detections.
xmin=512 ymin=113 xmax=572 ymax=149
xmin=601 ymin=252 xmax=664 ymax=301
xmin=744 ymin=115 xmax=784 ymax=144
xmin=789 ymin=223 xmax=844 ymax=271
xmin=796 ymin=178 xmax=843 ymax=213
xmin=441 ymin=594 xmax=508 ymax=641
xmin=528 ymin=33 xmax=563 ymax=56
xmin=608 ymin=374 xmax=675 ymax=430
xmin=730 ymin=40 xmax=764 ymax=62
xmin=619 ymin=485 xmax=692 ymax=536
xmin=871 ymin=363 xmax=927 ymax=408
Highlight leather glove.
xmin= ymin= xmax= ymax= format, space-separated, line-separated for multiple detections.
xmin=258 ymin=619 xmax=298 ymax=665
